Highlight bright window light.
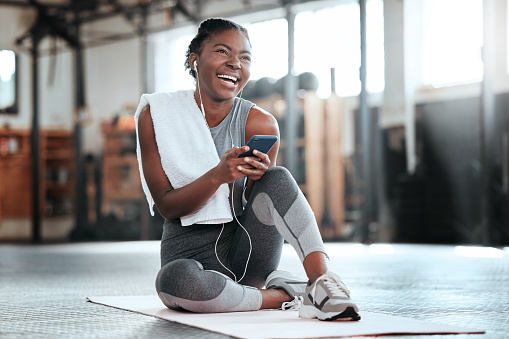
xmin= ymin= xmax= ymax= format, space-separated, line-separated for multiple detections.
xmin=507 ymin=0 xmax=509 ymax=75
xmin=0 ymin=50 xmax=15 ymax=82
xmin=421 ymin=0 xmax=483 ymax=87
xmin=0 ymin=49 xmax=16 ymax=110
xmin=369 ymin=243 xmax=394 ymax=255
xmin=244 ymin=18 xmax=288 ymax=81
xmin=454 ymin=246 xmax=505 ymax=258
xmin=295 ymin=0 xmax=384 ymax=98
xmin=154 ymin=1 xmax=384 ymax=98
xmin=366 ymin=0 xmax=385 ymax=94
xmin=153 ymin=27 xmax=195 ymax=93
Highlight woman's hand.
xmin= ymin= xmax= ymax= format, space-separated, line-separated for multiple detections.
xmin=237 ymin=149 xmax=270 ymax=181
xmin=214 ymin=146 xmax=251 ymax=184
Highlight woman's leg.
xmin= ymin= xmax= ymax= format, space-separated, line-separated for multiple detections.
xmin=157 ymin=218 xmax=289 ymax=312
xmin=157 ymin=220 xmax=263 ymax=313
xmin=155 ymin=166 xmax=357 ymax=317
xmin=228 ymin=166 xmax=328 ymax=286
xmin=227 ymin=166 xmax=359 ymax=321
xmin=156 ymin=258 xmax=263 ymax=313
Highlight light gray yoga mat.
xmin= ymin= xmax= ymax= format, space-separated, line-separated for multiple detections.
xmin=87 ymin=295 xmax=484 ymax=339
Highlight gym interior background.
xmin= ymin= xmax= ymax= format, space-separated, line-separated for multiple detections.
xmin=0 ymin=0 xmax=508 ymax=247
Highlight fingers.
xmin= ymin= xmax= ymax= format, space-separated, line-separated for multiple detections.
xmin=242 ymin=150 xmax=269 ymax=168
xmin=230 ymin=145 xmax=249 ymax=158
xmin=237 ymin=166 xmax=265 ymax=181
xmin=237 ymin=150 xmax=270 ymax=181
xmin=222 ymin=147 xmax=270 ymax=182
xmin=216 ymin=147 xmax=251 ymax=183
xmin=252 ymin=150 xmax=270 ymax=163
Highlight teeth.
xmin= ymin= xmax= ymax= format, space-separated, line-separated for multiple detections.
xmin=218 ymin=74 xmax=238 ymax=82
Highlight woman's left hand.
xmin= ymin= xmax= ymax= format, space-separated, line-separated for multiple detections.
xmin=237 ymin=149 xmax=270 ymax=181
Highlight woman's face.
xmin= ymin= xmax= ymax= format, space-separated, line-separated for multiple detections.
xmin=194 ymin=29 xmax=251 ymax=101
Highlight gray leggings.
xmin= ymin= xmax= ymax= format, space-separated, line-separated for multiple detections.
xmin=156 ymin=166 xmax=326 ymax=313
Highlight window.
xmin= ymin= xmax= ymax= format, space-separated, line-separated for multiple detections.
xmin=153 ymin=1 xmax=385 ymax=98
xmin=153 ymin=27 xmax=195 ymax=93
xmin=421 ymin=0 xmax=483 ymax=87
xmin=244 ymin=18 xmax=288 ymax=81
xmin=0 ymin=50 xmax=18 ymax=114
xmin=294 ymin=0 xmax=384 ymax=98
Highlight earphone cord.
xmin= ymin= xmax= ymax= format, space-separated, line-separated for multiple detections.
xmin=195 ymin=65 xmax=208 ymax=128
xmin=214 ymin=187 xmax=253 ymax=283
xmin=196 ymin=69 xmax=252 ymax=283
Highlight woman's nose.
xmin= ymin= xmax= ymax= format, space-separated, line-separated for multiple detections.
xmin=227 ymin=56 xmax=241 ymax=69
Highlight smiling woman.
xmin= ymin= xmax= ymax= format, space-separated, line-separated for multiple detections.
xmin=134 ymin=17 xmax=360 ymax=321
xmin=0 ymin=50 xmax=17 ymax=114
xmin=190 ymin=29 xmax=252 ymax=111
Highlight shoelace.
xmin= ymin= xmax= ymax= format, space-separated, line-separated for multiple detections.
xmin=310 ymin=271 xmax=351 ymax=301
xmin=281 ymin=295 xmax=303 ymax=311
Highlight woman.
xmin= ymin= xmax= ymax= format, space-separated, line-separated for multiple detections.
xmin=136 ymin=17 xmax=360 ymax=321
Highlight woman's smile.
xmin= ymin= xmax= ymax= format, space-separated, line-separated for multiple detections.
xmin=217 ymin=73 xmax=240 ymax=89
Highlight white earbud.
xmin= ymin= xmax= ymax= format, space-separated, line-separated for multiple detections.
xmin=193 ymin=60 xmax=198 ymax=70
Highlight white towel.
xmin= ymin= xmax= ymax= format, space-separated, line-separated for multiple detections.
xmin=134 ymin=89 xmax=233 ymax=226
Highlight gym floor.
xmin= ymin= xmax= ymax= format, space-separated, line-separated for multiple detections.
xmin=1 ymin=241 xmax=508 ymax=338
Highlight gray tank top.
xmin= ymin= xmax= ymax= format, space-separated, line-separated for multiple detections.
xmin=209 ymin=97 xmax=255 ymax=216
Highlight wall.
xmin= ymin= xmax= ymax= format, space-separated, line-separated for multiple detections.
xmin=377 ymin=0 xmax=509 ymax=245
xmin=1 ymin=0 xmax=509 ymax=244
xmin=84 ymin=38 xmax=141 ymax=155
xmin=0 ymin=6 xmax=141 ymax=155
xmin=0 ymin=8 xmax=75 ymax=131
xmin=0 ymin=7 xmax=34 ymax=129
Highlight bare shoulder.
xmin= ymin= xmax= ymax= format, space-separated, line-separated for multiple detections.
xmin=137 ymin=105 xmax=156 ymax=146
xmin=138 ymin=105 xmax=152 ymax=126
xmin=246 ymin=105 xmax=279 ymax=138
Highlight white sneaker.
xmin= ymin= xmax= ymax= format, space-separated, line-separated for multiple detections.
xmin=299 ymin=271 xmax=360 ymax=321
xmin=265 ymin=270 xmax=307 ymax=310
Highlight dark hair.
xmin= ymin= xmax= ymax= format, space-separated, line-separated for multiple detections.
xmin=185 ymin=18 xmax=251 ymax=79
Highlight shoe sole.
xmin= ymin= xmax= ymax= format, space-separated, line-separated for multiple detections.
xmin=299 ymin=305 xmax=361 ymax=321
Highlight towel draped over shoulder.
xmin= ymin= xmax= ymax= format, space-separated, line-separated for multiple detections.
xmin=134 ymin=89 xmax=233 ymax=226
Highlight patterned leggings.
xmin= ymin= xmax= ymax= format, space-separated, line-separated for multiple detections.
xmin=156 ymin=166 xmax=326 ymax=312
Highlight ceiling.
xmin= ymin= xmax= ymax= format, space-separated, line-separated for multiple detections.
xmin=1 ymin=0 xmax=321 ymax=50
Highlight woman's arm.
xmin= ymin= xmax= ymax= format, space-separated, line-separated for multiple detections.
xmin=138 ymin=105 xmax=249 ymax=220
xmin=240 ymin=105 xmax=280 ymax=200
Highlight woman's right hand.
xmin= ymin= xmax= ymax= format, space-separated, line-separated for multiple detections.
xmin=214 ymin=146 xmax=251 ymax=184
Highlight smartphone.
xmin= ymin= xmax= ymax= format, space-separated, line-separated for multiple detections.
xmin=238 ymin=135 xmax=278 ymax=158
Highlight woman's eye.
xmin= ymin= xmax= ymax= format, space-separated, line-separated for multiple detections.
xmin=216 ymin=49 xmax=227 ymax=54
xmin=242 ymin=56 xmax=251 ymax=62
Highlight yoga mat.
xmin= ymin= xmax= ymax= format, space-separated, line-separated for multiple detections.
xmin=87 ymin=295 xmax=484 ymax=339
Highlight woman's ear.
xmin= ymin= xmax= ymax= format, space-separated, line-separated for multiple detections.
xmin=190 ymin=54 xmax=198 ymax=71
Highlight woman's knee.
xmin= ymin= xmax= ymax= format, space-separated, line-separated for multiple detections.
xmin=264 ymin=165 xmax=291 ymax=179
xmin=258 ymin=166 xmax=296 ymax=188
xmin=156 ymin=259 xmax=197 ymax=294
xmin=155 ymin=258 xmax=229 ymax=310
xmin=253 ymin=166 xmax=299 ymax=203
xmin=155 ymin=258 xmax=262 ymax=313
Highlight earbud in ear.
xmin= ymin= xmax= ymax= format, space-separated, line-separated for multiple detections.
xmin=193 ymin=60 xmax=198 ymax=70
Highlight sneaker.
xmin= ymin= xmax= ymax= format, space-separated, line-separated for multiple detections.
xmin=265 ymin=270 xmax=307 ymax=310
xmin=265 ymin=270 xmax=307 ymax=297
xmin=299 ymin=271 xmax=360 ymax=321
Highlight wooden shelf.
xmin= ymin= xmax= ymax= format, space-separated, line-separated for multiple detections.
xmin=45 ymin=150 xmax=74 ymax=160
xmin=0 ymin=129 xmax=32 ymax=217
xmin=45 ymin=182 xmax=74 ymax=191
xmin=41 ymin=130 xmax=75 ymax=217
xmin=0 ymin=129 xmax=75 ymax=218
xmin=101 ymin=129 xmax=142 ymax=217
